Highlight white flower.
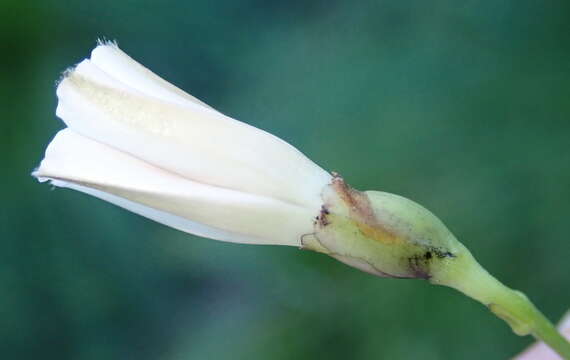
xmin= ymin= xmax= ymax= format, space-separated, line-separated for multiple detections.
xmin=33 ymin=42 xmax=332 ymax=246
xmin=33 ymin=42 xmax=570 ymax=356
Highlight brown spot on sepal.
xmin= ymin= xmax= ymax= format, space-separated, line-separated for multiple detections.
xmin=408 ymin=247 xmax=455 ymax=280
xmin=329 ymin=174 xmax=378 ymax=227
xmin=327 ymin=174 xmax=403 ymax=246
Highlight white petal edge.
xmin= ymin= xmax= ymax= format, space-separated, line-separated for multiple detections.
xmin=34 ymin=129 xmax=319 ymax=246
xmin=49 ymin=179 xmax=260 ymax=244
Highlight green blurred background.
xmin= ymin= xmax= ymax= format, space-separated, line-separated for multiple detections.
xmin=2 ymin=1 xmax=570 ymax=359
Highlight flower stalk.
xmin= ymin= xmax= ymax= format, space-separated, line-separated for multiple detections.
xmin=432 ymin=252 xmax=570 ymax=358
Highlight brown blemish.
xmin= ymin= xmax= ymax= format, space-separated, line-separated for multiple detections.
xmin=354 ymin=220 xmax=403 ymax=246
xmin=430 ymin=248 xmax=455 ymax=259
xmin=330 ymin=174 xmax=374 ymax=220
xmin=407 ymin=247 xmax=455 ymax=280
xmin=315 ymin=205 xmax=330 ymax=227
xmin=328 ymin=174 xmax=404 ymax=246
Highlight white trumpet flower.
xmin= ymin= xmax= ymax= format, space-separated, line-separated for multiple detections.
xmin=34 ymin=42 xmax=332 ymax=246
xmin=33 ymin=42 xmax=570 ymax=357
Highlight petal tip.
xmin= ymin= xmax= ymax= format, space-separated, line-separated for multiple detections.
xmin=96 ymin=38 xmax=119 ymax=49
xmin=31 ymin=168 xmax=51 ymax=183
xmin=30 ymin=167 xmax=41 ymax=179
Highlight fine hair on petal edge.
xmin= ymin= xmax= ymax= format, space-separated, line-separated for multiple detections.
xmin=55 ymin=38 xmax=119 ymax=87
xmin=96 ymin=37 xmax=119 ymax=48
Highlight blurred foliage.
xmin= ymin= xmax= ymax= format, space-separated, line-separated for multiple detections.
xmin=2 ymin=1 xmax=570 ymax=359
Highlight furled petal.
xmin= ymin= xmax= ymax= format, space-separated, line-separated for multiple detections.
xmin=55 ymin=42 xmax=331 ymax=209
xmin=34 ymin=42 xmax=333 ymax=246
xmin=89 ymin=41 xmax=214 ymax=110
xmin=34 ymin=129 xmax=318 ymax=246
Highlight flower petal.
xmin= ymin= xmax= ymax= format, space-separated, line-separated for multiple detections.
xmin=34 ymin=129 xmax=317 ymax=246
xmin=90 ymin=41 xmax=214 ymax=110
xmin=56 ymin=49 xmax=331 ymax=210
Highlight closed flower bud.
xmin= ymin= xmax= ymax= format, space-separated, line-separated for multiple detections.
xmin=33 ymin=42 xmax=570 ymax=358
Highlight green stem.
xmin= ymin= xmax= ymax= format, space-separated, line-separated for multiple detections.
xmin=430 ymin=249 xmax=570 ymax=359
xmin=531 ymin=310 xmax=570 ymax=359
